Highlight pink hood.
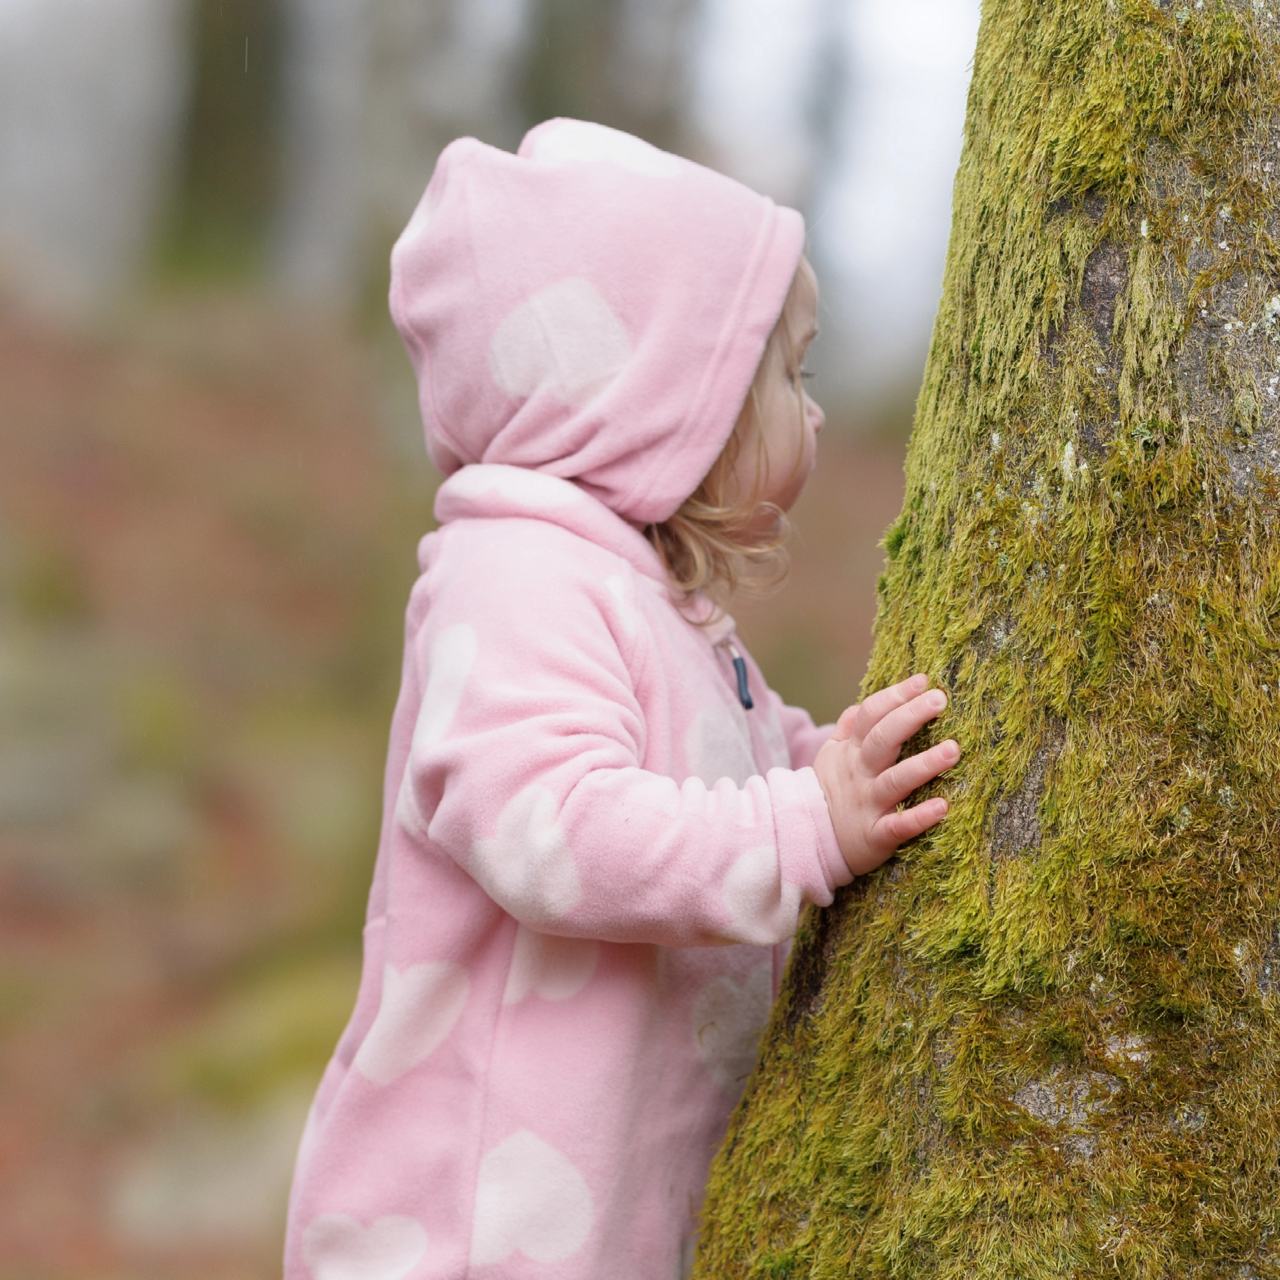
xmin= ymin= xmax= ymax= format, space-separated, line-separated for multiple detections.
xmin=389 ymin=118 xmax=806 ymax=526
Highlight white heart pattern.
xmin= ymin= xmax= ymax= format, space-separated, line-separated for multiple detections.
xmin=603 ymin=572 xmax=637 ymax=639
xmin=503 ymin=924 xmax=599 ymax=1004
xmin=444 ymin=465 xmax=585 ymax=510
xmin=489 ymin=276 xmax=632 ymax=406
xmin=691 ymin=961 xmax=773 ymax=1101
xmin=353 ymin=961 xmax=469 ymax=1086
xmin=685 ymin=702 xmax=756 ymax=788
xmin=526 ymin=119 xmax=683 ymax=178
xmin=302 ymin=1213 xmax=427 ymax=1280
xmin=722 ymin=845 xmax=802 ymax=946
xmin=396 ymin=622 xmax=478 ymax=836
xmin=471 ymin=785 xmax=582 ymax=925
xmin=469 ymin=1130 xmax=593 ymax=1266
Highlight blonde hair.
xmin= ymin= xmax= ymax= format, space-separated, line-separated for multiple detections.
xmin=644 ymin=264 xmax=811 ymax=603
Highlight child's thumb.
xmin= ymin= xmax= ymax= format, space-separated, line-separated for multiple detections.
xmin=830 ymin=705 xmax=859 ymax=743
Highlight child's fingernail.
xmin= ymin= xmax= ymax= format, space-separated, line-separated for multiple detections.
xmin=943 ymin=740 xmax=960 ymax=760
xmin=929 ymin=690 xmax=947 ymax=710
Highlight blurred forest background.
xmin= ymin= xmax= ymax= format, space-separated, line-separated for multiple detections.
xmin=0 ymin=0 xmax=977 ymax=1275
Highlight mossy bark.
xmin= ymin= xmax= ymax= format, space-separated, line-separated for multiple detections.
xmin=693 ymin=2 xmax=1280 ymax=1277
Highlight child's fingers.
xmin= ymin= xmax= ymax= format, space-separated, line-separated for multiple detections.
xmin=873 ymin=740 xmax=961 ymax=809
xmin=829 ymin=704 xmax=860 ymax=743
xmin=874 ymin=796 xmax=949 ymax=849
xmin=850 ymin=674 xmax=930 ymax=742
xmin=858 ymin=688 xmax=948 ymax=774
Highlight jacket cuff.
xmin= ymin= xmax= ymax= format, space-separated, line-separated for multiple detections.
xmin=770 ymin=765 xmax=852 ymax=900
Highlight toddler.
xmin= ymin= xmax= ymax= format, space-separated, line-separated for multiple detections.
xmin=284 ymin=118 xmax=959 ymax=1280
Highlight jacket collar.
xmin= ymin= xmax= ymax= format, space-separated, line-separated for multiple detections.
xmin=432 ymin=464 xmax=739 ymax=640
xmin=433 ymin=464 xmax=668 ymax=583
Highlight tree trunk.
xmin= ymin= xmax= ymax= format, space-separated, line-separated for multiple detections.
xmin=693 ymin=2 xmax=1280 ymax=1276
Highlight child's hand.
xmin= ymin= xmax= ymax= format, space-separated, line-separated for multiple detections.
xmin=814 ymin=673 xmax=960 ymax=878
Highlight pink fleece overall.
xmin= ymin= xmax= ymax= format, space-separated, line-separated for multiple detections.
xmin=284 ymin=120 xmax=849 ymax=1280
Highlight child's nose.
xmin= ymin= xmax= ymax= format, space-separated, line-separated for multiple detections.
xmin=806 ymin=395 xmax=825 ymax=433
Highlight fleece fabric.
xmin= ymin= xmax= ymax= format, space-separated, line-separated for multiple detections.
xmin=283 ymin=120 xmax=847 ymax=1280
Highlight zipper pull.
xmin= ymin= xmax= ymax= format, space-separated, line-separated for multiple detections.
xmin=727 ymin=642 xmax=754 ymax=710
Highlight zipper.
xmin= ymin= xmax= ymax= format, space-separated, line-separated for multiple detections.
xmin=725 ymin=641 xmax=754 ymax=711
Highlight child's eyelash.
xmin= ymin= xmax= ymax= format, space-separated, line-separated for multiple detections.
xmin=799 ymin=367 xmax=815 ymax=380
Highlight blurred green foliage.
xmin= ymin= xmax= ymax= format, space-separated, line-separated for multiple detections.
xmin=162 ymin=954 xmax=362 ymax=1112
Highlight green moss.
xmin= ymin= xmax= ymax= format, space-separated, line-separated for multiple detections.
xmin=694 ymin=0 xmax=1280 ymax=1275
xmin=756 ymin=1252 xmax=801 ymax=1278
xmin=883 ymin=517 xmax=909 ymax=560
xmin=1031 ymin=2 xmax=1258 ymax=202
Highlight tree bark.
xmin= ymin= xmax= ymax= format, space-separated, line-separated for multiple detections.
xmin=693 ymin=2 xmax=1280 ymax=1276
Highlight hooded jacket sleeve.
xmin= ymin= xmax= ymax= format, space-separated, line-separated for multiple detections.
xmin=761 ymin=690 xmax=836 ymax=771
xmin=393 ymin=524 xmax=849 ymax=948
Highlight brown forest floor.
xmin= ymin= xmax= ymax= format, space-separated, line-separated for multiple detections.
xmin=0 ymin=297 xmax=906 ymax=1279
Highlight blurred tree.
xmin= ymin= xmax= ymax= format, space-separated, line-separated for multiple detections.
xmin=272 ymin=0 xmax=534 ymax=316
xmin=0 ymin=0 xmax=192 ymax=310
xmin=519 ymin=0 xmax=693 ymax=149
xmin=694 ymin=1 xmax=1280 ymax=1275
xmin=159 ymin=0 xmax=285 ymax=280
xmin=270 ymin=0 xmax=696 ymax=317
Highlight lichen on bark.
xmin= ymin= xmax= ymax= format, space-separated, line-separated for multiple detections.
xmin=693 ymin=1 xmax=1280 ymax=1277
